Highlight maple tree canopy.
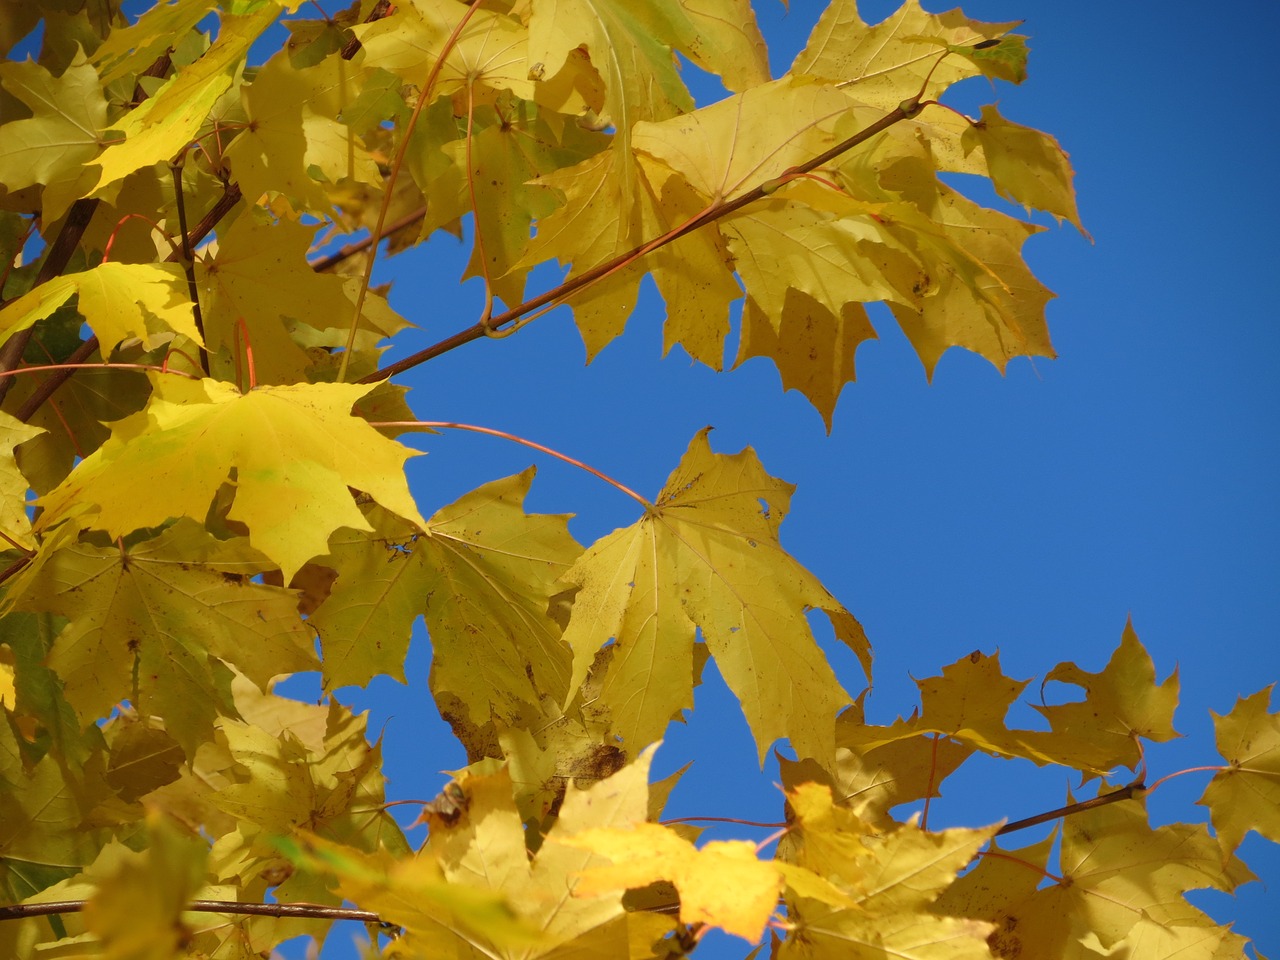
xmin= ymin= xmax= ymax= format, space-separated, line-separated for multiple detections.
xmin=0 ymin=1 xmax=1275 ymax=959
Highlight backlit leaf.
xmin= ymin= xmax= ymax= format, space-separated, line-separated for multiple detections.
xmin=35 ymin=376 xmax=426 ymax=580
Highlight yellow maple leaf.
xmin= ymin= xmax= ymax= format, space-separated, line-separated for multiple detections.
xmin=781 ymin=783 xmax=998 ymax=960
xmin=0 ymin=411 xmax=43 ymax=551
xmin=1198 ymin=686 xmax=1280 ymax=856
xmin=938 ymin=786 xmax=1253 ymax=958
xmin=7 ymin=523 xmax=316 ymax=755
xmin=962 ymin=104 xmax=1086 ymax=234
xmin=91 ymin=3 xmax=281 ymax=194
xmin=312 ymin=470 xmax=579 ymax=727
xmin=36 ymin=376 xmax=426 ymax=580
xmin=734 ymin=290 xmax=878 ymax=431
xmin=790 ymin=0 xmax=1018 ymax=110
xmin=1035 ymin=618 xmax=1181 ymax=774
xmin=0 ymin=51 xmax=106 ymax=220
xmin=566 ymin=822 xmax=783 ymax=942
xmin=561 ymin=429 xmax=869 ymax=764
xmin=197 ymin=212 xmax=408 ymax=383
xmin=0 ymin=261 xmax=200 ymax=354
xmin=81 ymin=813 xmax=208 ymax=960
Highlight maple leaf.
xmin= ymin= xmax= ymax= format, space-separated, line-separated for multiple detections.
xmin=90 ymin=0 xmax=219 ymax=85
xmin=566 ymin=823 xmax=784 ymax=942
xmin=734 ymin=290 xmax=878 ymax=431
xmin=560 ymin=429 xmax=870 ymax=764
xmin=780 ymin=783 xmax=998 ymax=960
xmin=0 ymin=261 xmax=200 ymax=354
xmin=224 ymin=47 xmax=379 ymax=213
xmin=398 ymin=745 xmax=662 ymax=958
xmin=91 ymin=3 xmax=282 ymax=195
xmin=355 ymin=1 xmax=535 ymax=105
xmin=790 ymin=0 xmax=1020 ymax=110
xmin=962 ymin=104 xmax=1086 ymax=233
xmin=781 ymin=694 xmax=974 ymax=824
xmin=196 ymin=212 xmax=408 ymax=383
xmin=0 ymin=711 xmax=116 ymax=901
xmin=81 ymin=813 xmax=208 ymax=960
xmin=0 ymin=50 xmax=107 ymax=220
xmin=1035 ymin=618 xmax=1181 ymax=774
xmin=35 ymin=376 xmax=426 ymax=580
xmin=7 ymin=523 xmax=316 ymax=756
xmin=0 ymin=411 xmax=42 ymax=551
xmin=1198 ymin=686 xmax=1280 ymax=856
xmin=939 ymin=786 xmax=1254 ymax=958
xmin=446 ymin=97 xmax=608 ymax=307
xmin=312 ymin=471 xmax=578 ymax=724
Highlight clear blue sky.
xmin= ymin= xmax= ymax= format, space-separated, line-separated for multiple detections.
xmin=276 ymin=2 xmax=1279 ymax=956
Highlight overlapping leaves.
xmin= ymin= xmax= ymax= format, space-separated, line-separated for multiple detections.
xmin=0 ymin=1 xmax=1271 ymax=959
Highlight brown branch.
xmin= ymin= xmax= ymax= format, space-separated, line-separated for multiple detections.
xmin=0 ymin=898 xmax=383 ymax=924
xmin=339 ymin=0 xmax=393 ymax=60
xmin=14 ymin=183 xmax=242 ymax=423
xmin=358 ymin=96 xmax=923 ymax=385
xmin=170 ymin=157 xmax=210 ymax=373
xmin=310 ymin=204 xmax=427 ymax=273
xmin=995 ymin=778 xmax=1146 ymax=837
xmin=0 ymin=199 xmax=101 ymax=404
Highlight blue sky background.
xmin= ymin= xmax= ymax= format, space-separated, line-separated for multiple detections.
xmin=267 ymin=1 xmax=1279 ymax=956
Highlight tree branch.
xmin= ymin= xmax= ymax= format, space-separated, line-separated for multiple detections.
xmin=13 ymin=183 xmax=242 ymax=423
xmin=309 ymin=204 xmax=427 ymax=273
xmin=0 ymin=898 xmax=383 ymax=925
xmin=0 ymin=198 xmax=101 ymax=404
xmin=995 ymin=777 xmax=1146 ymax=836
xmin=358 ymin=97 xmax=923 ymax=385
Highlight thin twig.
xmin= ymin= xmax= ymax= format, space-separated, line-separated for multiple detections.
xmin=359 ymin=98 xmax=922 ymax=385
xmin=337 ymin=0 xmax=488 ymax=382
xmin=0 ymin=199 xmax=101 ymax=403
xmin=0 ymin=899 xmax=382 ymax=924
xmin=371 ymin=419 xmax=653 ymax=508
xmin=171 ymin=155 xmax=210 ymax=373
xmin=309 ymin=205 xmax=427 ymax=273
xmin=995 ymin=778 xmax=1146 ymax=836
xmin=13 ymin=184 xmax=242 ymax=423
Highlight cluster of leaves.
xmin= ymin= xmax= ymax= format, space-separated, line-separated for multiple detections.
xmin=0 ymin=0 xmax=1275 ymax=958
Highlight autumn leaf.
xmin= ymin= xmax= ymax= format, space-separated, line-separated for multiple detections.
xmin=566 ymin=823 xmax=783 ymax=942
xmin=35 ymin=376 xmax=426 ymax=580
xmin=81 ymin=813 xmax=208 ymax=960
xmin=962 ymin=104 xmax=1086 ymax=233
xmin=780 ymin=783 xmax=998 ymax=960
xmin=0 ymin=411 xmax=42 ymax=551
xmin=1035 ymin=618 xmax=1181 ymax=774
xmin=734 ymin=290 xmax=878 ymax=431
xmin=0 ymin=50 xmax=106 ymax=220
xmin=0 ymin=711 xmax=116 ymax=899
xmin=939 ymin=785 xmax=1253 ymax=958
xmin=408 ymin=744 xmax=662 ymax=958
xmin=1198 ymin=686 xmax=1280 ymax=856
xmin=561 ymin=429 xmax=870 ymax=764
xmin=91 ymin=3 xmax=282 ymax=194
xmin=311 ymin=470 xmax=579 ymax=739
xmin=790 ymin=0 xmax=1020 ymax=109
xmin=7 ymin=523 xmax=316 ymax=757
xmin=0 ymin=261 xmax=199 ymax=354
xmin=196 ymin=211 xmax=408 ymax=384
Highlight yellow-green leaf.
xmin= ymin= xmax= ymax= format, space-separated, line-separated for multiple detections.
xmin=1198 ymin=686 xmax=1280 ymax=856
xmin=561 ymin=429 xmax=869 ymax=764
xmin=962 ymin=104 xmax=1086 ymax=233
xmin=8 ymin=523 xmax=316 ymax=756
xmin=35 ymin=376 xmax=426 ymax=580
xmin=0 ymin=261 xmax=199 ymax=354
xmin=0 ymin=411 xmax=42 ymax=551
xmin=566 ymin=823 xmax=783 ymax=942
